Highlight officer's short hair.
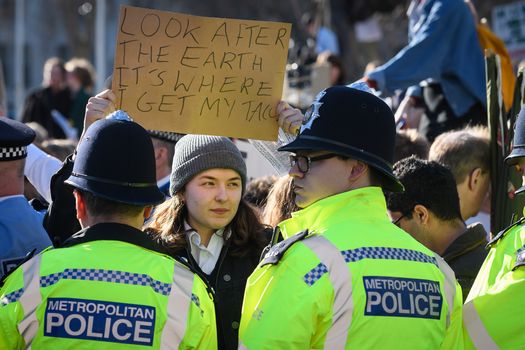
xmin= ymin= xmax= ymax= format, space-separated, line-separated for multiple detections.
xmin=429 ymin=126 xmax=490 ymax=183
xmin=151 ymin=137 xmax=175 ymax=167
xmin=386 ymin=156 xmax=462 ymax=221
xmin=78 ymin=190 xmax=145 ymax=217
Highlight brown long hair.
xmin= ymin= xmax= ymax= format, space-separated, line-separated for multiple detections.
xmin=262 ymin=175 xmax=299 ymax=227
xmin=145 ymin=195 xmax=269 ymax=257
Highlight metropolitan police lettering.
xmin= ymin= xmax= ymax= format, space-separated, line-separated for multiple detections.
xmin=363 ymin=276 xmax=443 ymax=319
xmin=44 ymin=298 xmax=156 ymax=345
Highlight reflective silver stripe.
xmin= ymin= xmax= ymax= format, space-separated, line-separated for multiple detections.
xmin=433 ymin=253 xmax=456 ymax=327
xmin=160 ymin=262 xmax=195 ymax=349
xmin=303 ymin=236 xmax=353 ymax=349
xmin=463 ymin=301 xmax=499 ymax=350
xmin=238 ymin=342 xmax=248 ymax=349
xmin=17 ymin=255 xmax=42 ymax=349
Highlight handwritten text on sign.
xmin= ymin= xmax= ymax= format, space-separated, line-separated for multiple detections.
xmin=112 ymin=6 xmax=291 ymax=140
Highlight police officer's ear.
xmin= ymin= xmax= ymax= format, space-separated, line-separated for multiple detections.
xmin=72 ymin=189 xmax=88 ymax=221
xmin=412 ymin=204 xmax=430 ymax=225
xmin=153 ymin=145 xmax=168 ymax=166
xmin=348 ymin=160 xmax=368 ymax=181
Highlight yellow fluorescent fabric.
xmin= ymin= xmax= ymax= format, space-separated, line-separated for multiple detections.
xmin=240 ymin=187 xmax=463 ymax=349
xmin=0 ymin=240 xmax=217 ymax=349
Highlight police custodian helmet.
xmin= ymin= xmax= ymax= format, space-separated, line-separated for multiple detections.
xmin=505 ymin=107 xmax=525 ymax=194
xmin=66 ymin=111 xmax=165 ymax=206
xmin=279 ymin=85 xmax=404 ymax=192
xmin=505 ymin=107 xmax=525 ymax=166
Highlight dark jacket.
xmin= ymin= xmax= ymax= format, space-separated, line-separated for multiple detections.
xmin=21 ymin=86 xmax=71 ymax=139
xmin=167 ymin=233 xmax=268 ymax=350
xmin=442 ymin=222 xmax=488 ymax=300
xmin=44 ymin=154 xmax=81 ymax=246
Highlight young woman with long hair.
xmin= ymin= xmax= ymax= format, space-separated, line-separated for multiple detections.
xmin=145 ymin=135 xmax=269 ymax=350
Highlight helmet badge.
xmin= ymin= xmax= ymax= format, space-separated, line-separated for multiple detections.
xmin=300 ymin=90 xmax=326 ymax=134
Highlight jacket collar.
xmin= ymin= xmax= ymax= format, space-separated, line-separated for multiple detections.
xmin=442 ymin=223 xmax=487 ymax=261
xmin=279 ymin=187 xmax=389 ymax=239
xmin=62 ymin=222 xmax=169 ymax=254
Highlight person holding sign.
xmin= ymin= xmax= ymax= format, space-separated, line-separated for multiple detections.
xmin=145 ymin=135 xmax=269 ymax=350
xmin=239 ymin=85 xmax=463 ymax=349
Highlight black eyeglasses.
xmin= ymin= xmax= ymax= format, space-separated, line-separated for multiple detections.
xmin=289 ymin=153 xmax=340 ymax=174
xmin=391 ymin=214 xmax=406 ymax=227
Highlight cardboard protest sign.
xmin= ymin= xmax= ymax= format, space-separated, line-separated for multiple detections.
xmin=112 ymin=5 xmax=291 ymax=140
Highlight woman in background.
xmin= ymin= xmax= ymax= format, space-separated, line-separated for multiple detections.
xmin=65 ymin=58 xmax=95 ymax=137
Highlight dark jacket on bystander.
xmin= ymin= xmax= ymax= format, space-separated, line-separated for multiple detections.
xmin=442 ymin=222 xmax=488 ymax=300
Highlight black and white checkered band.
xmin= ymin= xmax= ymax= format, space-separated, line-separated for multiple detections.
xmin=0 ymin=146 xmax=27 ymax=160
xmin=148 ymin=130 xmax=185 ymax=143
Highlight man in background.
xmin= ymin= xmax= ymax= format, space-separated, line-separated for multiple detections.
xmin=429 ymin=126 xmax=490 ymax=233
xmin=21 ymin=57 xmax=72 ymax=139
xmin=387 ymin=156 xmax=487 ymax=299
xmin=148 ymin=130 xmax=184 ymax=197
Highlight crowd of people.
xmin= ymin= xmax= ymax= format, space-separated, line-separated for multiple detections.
xmin=1 ymin=0 xmax=524 ymax=349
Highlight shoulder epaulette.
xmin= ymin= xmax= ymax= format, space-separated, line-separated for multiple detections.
xmin=487 ymin=217 xmax=525 ymax=249
xmin=260 ymin=229 xmax=309 ymax=267
xmin=513 ymin=246 xmax=525 ymax=271
xmin=0 ymin=248 xmax=37 ymax=288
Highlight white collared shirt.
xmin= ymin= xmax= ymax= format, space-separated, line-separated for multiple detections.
xmin=184 ymin=222 xmax=227 ymax=274
xmin=157 ymin=174 xmax=170 ymax=188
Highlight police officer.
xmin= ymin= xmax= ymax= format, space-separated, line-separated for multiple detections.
xmin=0 ymin=112 xmax=217 ymax=349
xmin=463 ymin=108 xmax=525 ymax=349
xmin=147 ymin=130 xmax=185 ymax=198
xmin=239 ymin=85 xmax=463 ymax=349
xmin=0 ymin=117 xmax=52 ymax=278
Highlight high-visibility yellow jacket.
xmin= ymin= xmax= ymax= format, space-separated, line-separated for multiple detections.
xmin=240 ymin=187 xmax=463 ymax=349
xmin=0 ymin=223 xmax=217 ymax=349
xmin=466 ymin=215 xmax=525 ymax=300
xmin=463 ymin=217 xmax=525 ymax=349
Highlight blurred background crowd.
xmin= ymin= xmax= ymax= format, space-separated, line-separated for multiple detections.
xmin=0 ymin=0 xmax=524 ymax=228
xmin=0 ymin=0 xmax=523 ymax=116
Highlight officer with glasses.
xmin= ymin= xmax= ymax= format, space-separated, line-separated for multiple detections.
xmin=239 ymin=85 xmax=463 ymax=349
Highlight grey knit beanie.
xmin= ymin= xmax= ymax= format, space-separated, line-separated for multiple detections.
xmin=170 ymin=135 xmax=247 ymax=196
